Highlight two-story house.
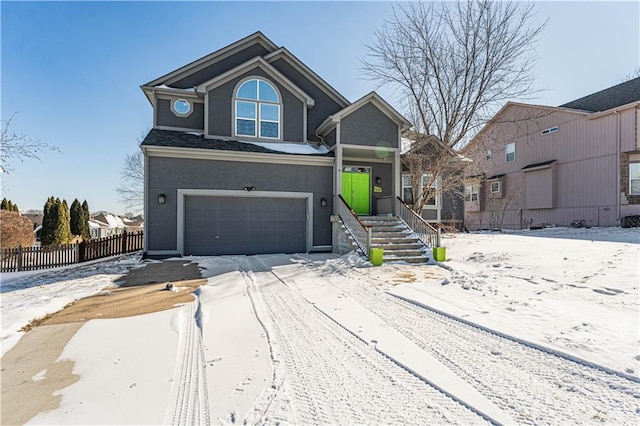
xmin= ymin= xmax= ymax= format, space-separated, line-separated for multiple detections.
xmin=463 ymin=77 xmax=640 ymax=230
xmin=140 ymin=32 xmax=413 ymax=257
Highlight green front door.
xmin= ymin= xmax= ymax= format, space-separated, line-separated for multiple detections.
xmin=342 ymin=172 xmax=370 ymax=215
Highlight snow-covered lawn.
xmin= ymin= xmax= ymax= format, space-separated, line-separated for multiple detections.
xmin=1 ymin=227 xmax=638 ymax=424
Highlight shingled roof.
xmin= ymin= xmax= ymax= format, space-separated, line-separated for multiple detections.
xmin=559 ymin=77 xmax=640 ymax=112
xmin=140 ymin=129 xmax=333 ymax=157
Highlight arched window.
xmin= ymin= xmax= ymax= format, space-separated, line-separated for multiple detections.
xmin=234 ymin=78 xmax=281 ymax=139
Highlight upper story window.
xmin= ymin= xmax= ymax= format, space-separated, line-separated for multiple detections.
xmin=234 ymin=78 xmax=281 ymax=139
xmin=485 ymin=149 xmax=492 ymax=161
xmin=171 ymin=99 xmax=192 ymax=117
xmin=630 ymin=162 xmax=640 ymax=195
xmin=541 ymin=126 xmax=559 ymax=135
xmin=505 ymin=142 xmax=516 ymax=163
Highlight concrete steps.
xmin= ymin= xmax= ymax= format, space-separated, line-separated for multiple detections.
xmin=360 ymin=216 xmax=430 ymax=264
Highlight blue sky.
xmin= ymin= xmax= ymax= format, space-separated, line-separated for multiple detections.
xmin=2 ymin=1 xmax=638 ymax=214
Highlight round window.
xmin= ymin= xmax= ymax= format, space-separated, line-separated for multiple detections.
xmin=173 ymin=99 xmax=191 ymax=115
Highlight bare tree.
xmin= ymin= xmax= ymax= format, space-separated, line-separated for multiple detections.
xmin=402 ymin=132 xmax=473 ymax=213
xmin=362 ymin=1 xmax=546 ymax=150
xmin=115 ymin=150 xmax=144 ymax=213
xmin=1 ymin=113 xmax=59 ymax=172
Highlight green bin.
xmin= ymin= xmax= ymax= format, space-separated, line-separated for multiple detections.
xmin=369 ymin=247 xmax=384 ymax=266
xmin=433 ymin=247 xmax=446 ymax=262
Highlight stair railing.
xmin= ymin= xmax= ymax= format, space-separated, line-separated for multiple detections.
xmin=395 ymin=196 xmax=440 ymax=247
xmin=336 ymin=195 xmax=372 ymax=257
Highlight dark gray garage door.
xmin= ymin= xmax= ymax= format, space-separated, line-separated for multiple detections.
xmin=184 ymin=196 xmax=307 ymax=255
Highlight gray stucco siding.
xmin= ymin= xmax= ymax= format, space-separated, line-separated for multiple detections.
xmin=442 ymin=190 xmax=464 ymax=224
xmin=270 ymin=58 xmax=344 ymax=141
xmin=156 ymin=99 xmax=204 ymax=130
xmin=170 ymin=44 xmax=272 ymax=89
xmin=340 ymin=103 xmax=399 ymax=148
xmin=325 ymin=128 xmax=336 ymax=147
xmin=146 ymin=156 xmax=333 ymax=252
xmin=207 ymin=67 xmax=304 ymax=141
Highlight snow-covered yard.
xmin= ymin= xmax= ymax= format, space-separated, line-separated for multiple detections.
xmin=1 ymin=227 xmax=638 ymax=424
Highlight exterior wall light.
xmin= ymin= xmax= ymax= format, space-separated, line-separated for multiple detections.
xmin=158 ymin=194 xmax=166 ymax=204
xmin=320 ymin=197 xmax=327 ymax=207
xmin=376 ymin=176 xmax=382 ymax=185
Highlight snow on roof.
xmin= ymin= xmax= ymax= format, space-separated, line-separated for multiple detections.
xmin=244 ymin=141 xmax=329 ymax=155
xmin=154 ymin=84 xmax=196 ymax=92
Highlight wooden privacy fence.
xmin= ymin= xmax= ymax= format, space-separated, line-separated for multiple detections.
xmin=1 ymin=231 xmax=143 ymax=273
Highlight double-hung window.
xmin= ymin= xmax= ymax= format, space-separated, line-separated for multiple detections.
xmin=630 ymin=163 xmax=640 ymax=195
xmin=402 ymin=174 xmax=438 ymax=205
xmin=464 ymin=185 xmax=479 ymax=202
xmin=235 ymin=79 xmax=281 ymax=139
xmin=505 ymin=142 xmax=516 ymax=163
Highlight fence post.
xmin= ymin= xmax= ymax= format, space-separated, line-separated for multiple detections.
xmin=121 ymin=230 xmax=128 ymax=253
xmin=17 ymin=246 xmax=23 ymax=272
xmin=437 ymin=228 xmax=442 ymax=247
xmin=79 ymin=241 xmax=86 ymax=263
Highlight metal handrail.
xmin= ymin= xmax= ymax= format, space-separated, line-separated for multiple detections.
xmin=336 ymin=195 xmax=372 ymax=257
xmin=395 ymin=196 xmax=440 ymax=247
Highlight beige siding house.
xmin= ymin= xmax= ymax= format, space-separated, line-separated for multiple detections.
xmin=463 ymin=77 xmax=640 ymax=230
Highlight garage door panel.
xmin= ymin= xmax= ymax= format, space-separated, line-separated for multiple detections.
xmin=184 ymin=195 xmax=307 ymax=255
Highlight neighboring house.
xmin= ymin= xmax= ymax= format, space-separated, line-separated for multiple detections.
xmin=89 ymin=213 xmax=128 ymax=239
xmin=463 ymin=77 xmax=640 ymax=230
xmin=400 ymin=133 xmax=465 ymax=229
xmin=140 ymin=32 xmax=410 ymax=257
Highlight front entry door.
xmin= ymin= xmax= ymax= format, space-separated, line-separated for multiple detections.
xmin=342 ymin=171 xmax=370 ymax=215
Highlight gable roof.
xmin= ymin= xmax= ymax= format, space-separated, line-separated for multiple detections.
xmin=142 ymin=32 xmax=349 ymax=110
xmin=195 ymin=56 xmax=314 ymax=107
xmin=463 ymin=101 xmax=589 ymax=154
xmin=559 ymin=77 xmax=640 ymax=112
xmin=316 ymin=91 xmax=410 ymax=135
xmin=140 ymin=129 xmax=334 ymax=157
xmin=144 ymin=32 xmax=278 ymax=88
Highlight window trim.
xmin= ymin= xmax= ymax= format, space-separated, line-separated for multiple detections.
xmin=464 ymin=184 xmax=479 ymax=202
xmin=233 ymin=77 xmax=282 ymax=141
xmin=402 ymin=173 xmax=440 ymax=208
xmin=170 ymin=98 xmax=194 ymax=117
xmin=541 ymin=126 xmax=559 ymax=135
xmin=505 ymin=142 xmax=516 ymax=163
xmin=630 ymin=162 xmax=640 ymax=196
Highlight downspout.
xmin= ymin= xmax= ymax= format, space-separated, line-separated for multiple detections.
xmin=614 ymin=109 xmax=621 ymax=221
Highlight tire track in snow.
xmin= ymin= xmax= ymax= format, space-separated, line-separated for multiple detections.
xmin=308 ymin=262 xmax=640 ymax=425
xmin=163 ymin=294 xmax=210 ymax=426
xmin=239 ymin=256 xmax=485 ymax=425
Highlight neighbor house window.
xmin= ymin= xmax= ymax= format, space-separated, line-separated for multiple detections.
xmin=464 ymin=185 xmax=479 ymax=202
xmin=235 ymin=78 xmax=280 ymax=139
xmin=402 ymin=174 xmax=413 ymax=203
xmin=630 ymin=163 xmax=640 ymax=195
xmin=505 ymin=142 xmax=516 ymax=163
xmin=422 ymin=174 xmax=437 ymax=206
xmin=490 ymin=181 xmax=501 ymax=194
xmin=485 ymin=149 xmax=492 ymax=160
xmin=541 ymin=126 xmax=559 ymax=135
xmin=402 ymin=174 xmax=439 ymax=206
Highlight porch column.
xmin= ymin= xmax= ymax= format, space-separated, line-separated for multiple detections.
xmin=393 ymin=149 xmax=401 ymax=215
xmin=335 ymin=144 xmax=343 ymax=208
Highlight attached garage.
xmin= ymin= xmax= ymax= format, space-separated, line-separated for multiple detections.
xmin=179 ymin=190 xmax=311 ymax=256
